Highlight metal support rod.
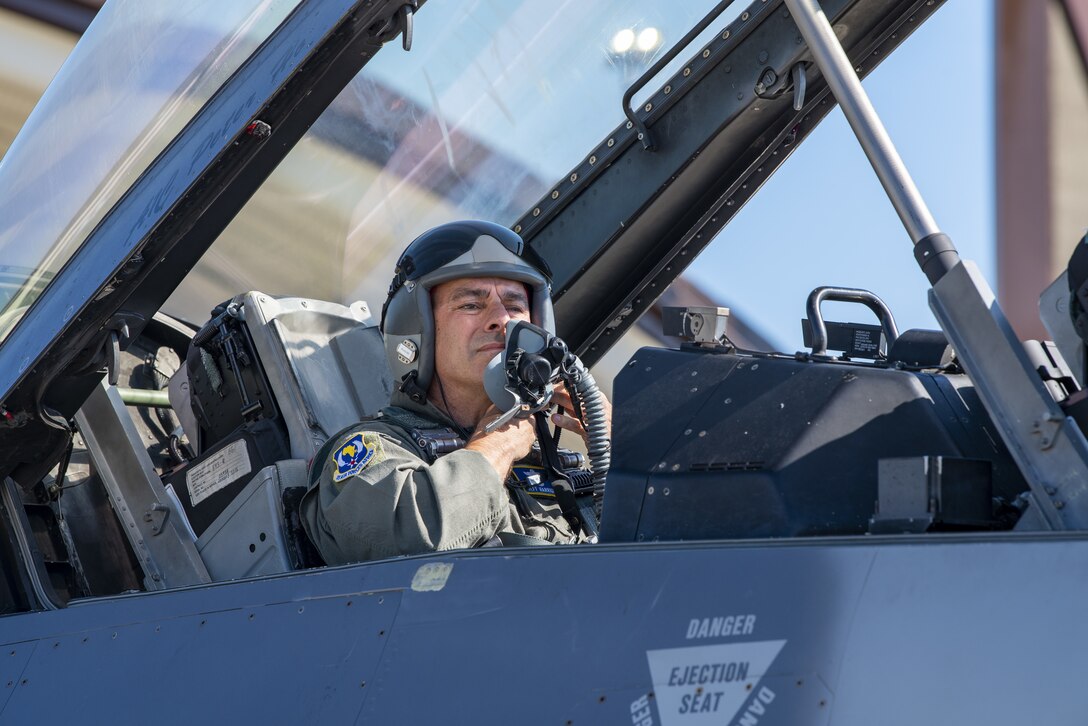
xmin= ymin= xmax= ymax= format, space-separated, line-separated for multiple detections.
xmin=117 ymin=387 xmax=171 ymax=408
xmin=784 ymin=0 xmax=939 ymax=243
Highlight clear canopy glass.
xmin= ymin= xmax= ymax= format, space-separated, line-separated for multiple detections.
xmin=0 ymin=0 xmax=754 ymax=348
xmin=166 ymin=0 xmax=738 ymax=322
xmin=0 ymin=0 xmax=301 ymax=340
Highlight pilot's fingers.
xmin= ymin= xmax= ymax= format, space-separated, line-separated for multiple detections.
xmin=471 ymin=407 xmax=537 ymax=461
xmin=553 ymin=384 xmax=613 ymax=420
xmin=551 ymin=385 xmax=574 ymax=409
xmin=550 ymin=411 xmax=585 ymax=438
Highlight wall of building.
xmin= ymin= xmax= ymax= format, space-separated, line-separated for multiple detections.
xmin=0 ymin=8 xmax=74 ymax=158
xmin=997 ymin=0 xmax=1088 ymax=340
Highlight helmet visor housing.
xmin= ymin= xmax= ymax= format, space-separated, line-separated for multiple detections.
xmin=381 ymin=221 xmax=554 ymax=400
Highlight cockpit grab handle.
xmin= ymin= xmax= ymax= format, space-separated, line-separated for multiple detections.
xmin=621 ymin=0 xmax=740 ymax=151
xmin=805 ymin=286 xmax=900 ymax=357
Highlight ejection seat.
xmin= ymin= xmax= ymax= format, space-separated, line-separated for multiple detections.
xmin=167 ymin=292 xmax=392 ymax=580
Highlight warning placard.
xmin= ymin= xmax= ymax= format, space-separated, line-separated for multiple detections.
xmin=186 ymin=439 xmax=252 ymax=506
xmin=645 ymin=639 xmax=786 ymax=725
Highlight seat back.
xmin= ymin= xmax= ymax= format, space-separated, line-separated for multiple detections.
xmin=240 ymin=292 xmax=393 ymax=459
xmin=165 ymin=292 xmax=393 ymax=552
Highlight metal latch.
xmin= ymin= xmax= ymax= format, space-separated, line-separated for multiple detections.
xmin=791 ymin=62 xmax=807 ymax=110
xmin=143 ymin=502 xmax=170 ymax=536
xmin=378 ymin=2 xmax=418 ymax=51
xmin=104 ymin=323 xmax=128 ymax=386
xmin=1032 ymin=411 xmax=1065 ymax=450
xmin=69 ymin=311 xmax=144 ymax=385
xmin=754 ymin=62 xmax=807 ymax=109
xmin=101 ymin=313 xmax=142 ymax=385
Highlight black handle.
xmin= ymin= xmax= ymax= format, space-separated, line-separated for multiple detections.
xmin=621 ymin=0 xmax=739 ymax=150
xmin=806 ymin=287 xmax=899 ymax=356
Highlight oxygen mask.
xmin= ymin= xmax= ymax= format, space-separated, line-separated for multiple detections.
xmin=483 ymin=321 xmax=574 ymax=427
xmin=482 ymin=321 xmax=611 ymax=500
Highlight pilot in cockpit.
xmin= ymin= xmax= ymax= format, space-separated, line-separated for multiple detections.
xmin=299 ymin=220 xmax=611 ymax=564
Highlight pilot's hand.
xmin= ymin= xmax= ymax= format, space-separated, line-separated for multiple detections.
xmin=466 ymin=405 xmax=537 ymax=479
xmin=551 ymin=383 xmax=612 ymax=448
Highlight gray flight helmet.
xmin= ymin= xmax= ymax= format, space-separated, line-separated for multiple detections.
xmin=380 ymin=220 xmax=555 ymax=403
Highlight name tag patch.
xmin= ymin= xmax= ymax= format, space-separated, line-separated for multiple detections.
xmin=331 ymin=432 xmax=383 ymax=483
xmin=511 ymin=465 xmax=555 ymax=497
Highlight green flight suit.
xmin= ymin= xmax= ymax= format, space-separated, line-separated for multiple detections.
xmin=300 ymin=390 xmax=583 ymax=565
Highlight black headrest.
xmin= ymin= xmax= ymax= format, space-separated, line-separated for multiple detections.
xmin=886 ymin=329 xmax=954 ymax=367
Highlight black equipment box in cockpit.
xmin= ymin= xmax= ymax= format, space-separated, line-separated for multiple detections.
xmin=600 ymin=347 xmax=1027 ymax=542
xmin=186 ymin=306 xmax=281 ymax=451
xmin=175 ymin=304 xmax=291 ymax=535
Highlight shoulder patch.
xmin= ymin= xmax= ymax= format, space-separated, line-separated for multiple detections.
xmin=330 ymin=431 xmax=384 ymax=483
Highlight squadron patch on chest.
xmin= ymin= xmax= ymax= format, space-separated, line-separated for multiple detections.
xmin=331 ymin=432 xmax=383 ymax=483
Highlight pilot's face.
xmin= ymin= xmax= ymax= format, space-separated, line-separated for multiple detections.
xmin=430 ymin=276 xmax=531 ymax=398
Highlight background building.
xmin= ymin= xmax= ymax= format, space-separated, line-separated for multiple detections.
xmin=997 ymin=0 xmax=1088 ymax=340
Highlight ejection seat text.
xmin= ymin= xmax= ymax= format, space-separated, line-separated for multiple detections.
xmin=686 ymin=614 xmax=756 ymax=639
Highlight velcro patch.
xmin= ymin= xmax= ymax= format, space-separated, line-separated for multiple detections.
xmin=511 ymin=465 xmax=555 ymax=497
xmin=331 ymin=432 xmax=384 ymax=483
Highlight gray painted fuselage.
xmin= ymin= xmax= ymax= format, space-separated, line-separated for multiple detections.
xmin=0 ymin=533 xmax=1081 ymax=725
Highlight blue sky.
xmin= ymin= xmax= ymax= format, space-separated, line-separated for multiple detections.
xmin=687 ymin=2 xmax=994 ymax=350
